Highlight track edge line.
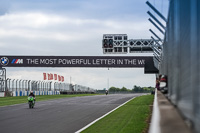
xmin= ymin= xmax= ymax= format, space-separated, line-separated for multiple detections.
xmin=75 ymin=95 xmax=138 ymax=133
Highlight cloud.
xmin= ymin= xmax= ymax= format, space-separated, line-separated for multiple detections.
xmin=7 ymin=67 xmax=155 ymax=90
xmin=0 ymin=12 xmax=152 ymax=56
xmin=0 ymin=12 xmax=151 ymax=38
xmin=0 ymin=0 xmax=158 ymax=89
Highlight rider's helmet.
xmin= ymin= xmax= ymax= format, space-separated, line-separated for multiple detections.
xmin=30 ymin=91 xmax=33 ymax=94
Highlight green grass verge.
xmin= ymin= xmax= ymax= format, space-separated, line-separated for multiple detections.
xmin=0 ymin=94 xmax=101 ymax=107
xmin=82 ymin=95 xmax=154 ymax=133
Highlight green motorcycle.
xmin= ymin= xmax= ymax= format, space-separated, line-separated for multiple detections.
xmin=28 ymin=96 xmax=35 ymax=108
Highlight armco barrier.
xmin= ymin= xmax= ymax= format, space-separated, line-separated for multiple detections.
xmin=12 ymin=91 xmax=60 ymax=97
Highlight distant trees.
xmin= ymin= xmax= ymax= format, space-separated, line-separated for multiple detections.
xmin=132 ymin=85 xmax=154 ymax=93
xmin=109 ymin=86 xmax=129 ymax=92
xmin=108 ymin=85 xmax=154 ymax=93
xmin=121 ymin=87 xmax=128 ymax=92
xmin=109 ymin=87 xmax=122 ymax=92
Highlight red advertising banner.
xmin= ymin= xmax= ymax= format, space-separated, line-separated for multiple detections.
xmin=43 ymin=73 xmax=47 ymax=80
xmin=44 ymin=73 xmax=64 ymax=81
xmin=54 ymin=74 xmax=57 ymax=80
xmin=48 ymin=73 xmax=51 ymax=80
xmin=61 ymin=76 xmax=64 ymax=82
xmin=50 ymin=73 xmax=53 ymax=80
xmin=58 ymin=75 xmax=61 ymax=81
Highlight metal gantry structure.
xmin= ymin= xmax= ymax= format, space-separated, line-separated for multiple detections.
xmin=101 ymin=2 xmax=166 ymax=68
xmin=102 ymin=34 xmax=162 ymax=54
xmin=102 ymin=1 xmax=166 ymax=70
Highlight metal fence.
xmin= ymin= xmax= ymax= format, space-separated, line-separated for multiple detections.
xmin=159 ymin=0 xmax=200 ymax=132
xmin=6 ymin=79 xmax=52 ymax=92
xmin=3 ymin=78 xmax=95 ymax=93
xmin=0 ymin=68 xmax=6 ymax=92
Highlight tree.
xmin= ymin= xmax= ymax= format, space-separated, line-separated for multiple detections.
xmin=109 ymin=86 xmax=120 ymax=92
xmin=132 ymin=85 xmax=154 ymax=93
xmin=132 ymin=85 xmax=141 ymax=92
xmin=121 ymin=87 xmax=128 ymax=92
xmin=109 ymin=86 xmax=116 ymax=92
xmin=108 ymin=85 xmax=153 ymax=93
xmin=116 ymin=87 xmax=120 ymax=92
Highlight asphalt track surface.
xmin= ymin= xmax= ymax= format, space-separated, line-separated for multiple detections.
xmin=0 ymin=94 xmax=144 ymax=133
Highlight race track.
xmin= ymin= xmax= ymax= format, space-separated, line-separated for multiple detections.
xmin=0 ymin=94 xmax=144 ymax=133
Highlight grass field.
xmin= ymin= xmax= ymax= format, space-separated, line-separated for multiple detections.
xmin=82 ymin=95 xmax=154 ymax=133
xmin=0 ymin=94 xmax=101 ymax=107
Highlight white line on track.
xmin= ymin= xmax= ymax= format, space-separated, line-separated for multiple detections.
xmin=75 ymin=96 xmax=136 ymax=133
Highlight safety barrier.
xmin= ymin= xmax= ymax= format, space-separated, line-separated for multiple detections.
xmin=5 ymin=79 xmax=95 ymax=92
xmin=2 ymin=78 xmax=96 ymax=97
xmin=158 ymin=1 xmax=200 ymax=132
xmin=12 ymin=91 xmax=60 ymax=97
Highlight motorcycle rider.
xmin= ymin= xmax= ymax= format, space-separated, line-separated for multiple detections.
xmin=105 ymin=90 xmax=108 ymax=95
xmin=29 ymin=91 xmax=36 ymax=103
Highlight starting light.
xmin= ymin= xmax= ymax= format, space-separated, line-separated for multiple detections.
xmin=108 ymin=39 xmax=113 ymax=48
xmin=102 ymin=34 xmax=128 ymax=54
xmin=103 ymin=39 xmax=108 ymax=48
xmin=103 ymin=39 xmax=113 ymax=48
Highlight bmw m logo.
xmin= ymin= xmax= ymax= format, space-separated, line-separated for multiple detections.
xmin=0 ymin=57 xmax=9 ymax=66
xmin=11 ymin=59 xmax=23 ymax=64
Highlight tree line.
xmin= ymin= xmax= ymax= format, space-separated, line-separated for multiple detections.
xmin=108 ymin=85 xmax=154 ymax=93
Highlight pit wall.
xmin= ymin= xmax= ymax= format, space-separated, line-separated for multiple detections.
xmin=159 ymin=1 xmax=200 ymax=132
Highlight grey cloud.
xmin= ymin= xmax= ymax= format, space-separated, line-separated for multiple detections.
xmin=1 ymin=0 xmax=163 ymax=89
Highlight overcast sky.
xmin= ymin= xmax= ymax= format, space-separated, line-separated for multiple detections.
xmin=0 ymin=0 xmax=169 ymax=90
